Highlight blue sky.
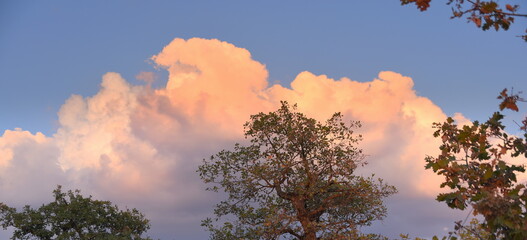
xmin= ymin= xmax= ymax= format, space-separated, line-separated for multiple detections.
xmin=0 ymin=1 xmax=526 ymax=239
xmin=2 ymin=1 xmax=525 ymax=135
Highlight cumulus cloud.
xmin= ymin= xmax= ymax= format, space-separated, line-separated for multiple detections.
xmin=0 ymin=38 xmax=471 ymax=239
xmin=151 ymin=38 xmax=272 ymax=137
xmin=0 ymin=129 xmax=63 ymax=205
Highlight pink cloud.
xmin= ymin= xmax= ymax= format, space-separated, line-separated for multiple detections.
xmin=0 ymin=38 xmax=473 ymax=239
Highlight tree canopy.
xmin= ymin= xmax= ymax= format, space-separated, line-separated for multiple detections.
xmin=425 ymin=90 xmax=527 ymax=239
xmin=401 ymin=0 xmax=527 ymax=41
xmin=0 ymin=186 xmax=152 ymax=240
xmin=198 ymin=102 xmax=396 ymax=240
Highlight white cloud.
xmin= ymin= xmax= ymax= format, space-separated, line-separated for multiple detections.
xmin=0 ymin=129 xmax=63 ymax=206
xmin=0 ymin=38 xmax=470 ymax=239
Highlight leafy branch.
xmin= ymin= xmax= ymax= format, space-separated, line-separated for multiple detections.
xmin=425 ymin=89 xmax=527 ymax=239
xmin=401 ymin=0 xmax=527 ymax=41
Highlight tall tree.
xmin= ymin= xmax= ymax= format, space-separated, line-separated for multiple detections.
xmin=198 ymin=102 xmax=396 ymax=240
xmin=0 ymin=186 xmax=152 ymax=240
xmin=425 ymin=89 xmax=527 ymax=239
xmin=400 ymin=0 xmax=527 ymax=41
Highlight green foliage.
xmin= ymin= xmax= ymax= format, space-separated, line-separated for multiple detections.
xmin=402 ymin=218 xmax=491 ymax=240
xmin=400 ymin=0 xmax=527 ymax=41
xmin=198 ymin=102 xmax=397 ymax=240
xmin=426 ymin=89 xmax=527 ymax=239
xmin=399 ymin=233 xmax=428 ymax=240
xmin=456 ymin=218 xmax=491 ymax=240
xmin=0 ymin=186 xmax=152 ymax=240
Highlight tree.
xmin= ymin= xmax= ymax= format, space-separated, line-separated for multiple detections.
xmin=399 ymin=218 xmax=490 ymax=240
xmin=456 ymin=218 xmax=492 ymax=240
xmin=425 ymin=89 xmax=527 ymax=239
xmin=0 ymin=186 xmax=152 ymax=240
xmin=198 ymin=102 xmax=397 ymax=240
xmin=400 ymin=0 xmax=527 ymax=41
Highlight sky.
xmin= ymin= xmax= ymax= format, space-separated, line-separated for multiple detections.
xmin=0 ymin=1 xmax=526 ymax=239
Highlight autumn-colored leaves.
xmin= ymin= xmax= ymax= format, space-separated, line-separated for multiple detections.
xmin=400 ymin=0 xmax=431 ymax=11
xmin=401 ymin=0 xmax=527 ymax=41
xmin=426 ymin=90 xmax=527 ymax=239
xmin=498 ymin=88 xmax=523 ymax=112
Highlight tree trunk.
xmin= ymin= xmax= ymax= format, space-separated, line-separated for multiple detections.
xmin=293 ymin=198 xmax=317 ymax=240
xmin=304 ymin=228 xmax=316 ymax=240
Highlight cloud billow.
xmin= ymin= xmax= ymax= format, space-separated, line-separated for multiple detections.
xmin=0 ymin=38 xmax=468 ymax=239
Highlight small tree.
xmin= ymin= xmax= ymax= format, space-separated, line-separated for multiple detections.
xmin=198 ymin=102 xmax=396 ymax=240
xmin=0 ymin=186 xmax=152 ymax=240
xmin=425 ymin=89 xmax=527 ymax=239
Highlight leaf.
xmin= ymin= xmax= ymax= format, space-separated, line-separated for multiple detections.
xmin=472 ymin=16 xmax=482 ymax=28
xmin=483 ymin=167 xmax=493 ymax=180
xmin=499 ymin=145 xmax=508 ymax=155
xmin=498 ymin=88 xmax=508 ymax=99
xmin=499 ymin=98 xmax=519 ymax=111
xmin=416 ymin=0 xmax=431 ymax=11
xmin=437 ymin=158 xmax=450 ymax=168
xmin=481 ymin=1 xmax=498 ymax=13
xmin=442 ymin=134 xmax=448 ymax=143
xmin=498 ymin=89 xmax=520 ymax=112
